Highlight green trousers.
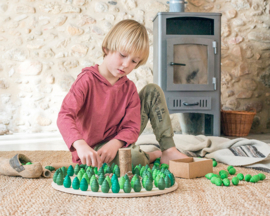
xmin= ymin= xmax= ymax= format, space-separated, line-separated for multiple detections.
xmin=94 ymin=83 xmax=175 ymax=166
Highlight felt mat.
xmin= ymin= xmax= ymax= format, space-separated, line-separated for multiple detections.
xmin=0 ymin=151 xmax=270 ymax=216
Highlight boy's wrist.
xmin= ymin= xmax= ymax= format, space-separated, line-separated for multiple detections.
xmin=73 ymin=139 xmax=88 ymax=149
xmin=113 ymin=139 xmax=126 ymax=148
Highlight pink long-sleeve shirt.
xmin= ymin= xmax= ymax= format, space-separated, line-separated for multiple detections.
xmin=57 ymin=64 xmax=141 ymax=163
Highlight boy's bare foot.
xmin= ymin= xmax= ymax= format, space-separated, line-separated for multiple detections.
xmin=147 ymin=150 xmax=162 ymax=163
xmin=160 ymin=147 xmax=189 ymax=165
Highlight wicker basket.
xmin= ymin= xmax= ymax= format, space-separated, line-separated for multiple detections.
xmin=221 ymin=110 xmax=256 ymax=137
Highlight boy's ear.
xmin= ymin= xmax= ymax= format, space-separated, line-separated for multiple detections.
xmin=103 ymin=47 xmax=109 ymax=55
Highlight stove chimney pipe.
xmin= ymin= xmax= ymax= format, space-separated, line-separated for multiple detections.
xmin=169 ymin=0 xmax=186 ymax=12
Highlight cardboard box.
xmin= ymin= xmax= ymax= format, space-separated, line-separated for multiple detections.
xmin=169 ymin=157 xmax=213 ymax=179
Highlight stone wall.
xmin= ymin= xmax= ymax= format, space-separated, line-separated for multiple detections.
xmin=0 ymin=0 xmax=269 ymax=135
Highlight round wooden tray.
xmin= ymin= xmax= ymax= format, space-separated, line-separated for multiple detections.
xmin=52 ymin=179 xmax=178 ymax=198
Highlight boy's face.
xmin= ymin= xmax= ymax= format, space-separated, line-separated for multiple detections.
xmin=104 ymin=49 xmax=141 ymax=79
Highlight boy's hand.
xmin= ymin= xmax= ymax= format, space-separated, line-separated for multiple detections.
xmin=73 ymin=140 xmax=102 ymax=168
xmin=97 ymin=139 xmax=125 ymax=164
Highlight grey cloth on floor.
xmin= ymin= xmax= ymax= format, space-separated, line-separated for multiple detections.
xmin=136 ymin=134 xmax=270 ymax=172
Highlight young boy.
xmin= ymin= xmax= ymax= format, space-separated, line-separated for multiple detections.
xmin=57 ymin=19 xmax=188 ymax=168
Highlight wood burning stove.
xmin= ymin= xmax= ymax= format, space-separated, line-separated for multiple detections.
xmin=153 ymin=12 xmax=222 ymax=136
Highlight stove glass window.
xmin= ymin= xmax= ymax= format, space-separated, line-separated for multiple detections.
xmin=173 ymin=44 xmax=208 ymax=85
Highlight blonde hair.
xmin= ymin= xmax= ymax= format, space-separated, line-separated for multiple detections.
xmin=102 ymin=19 xmax=149 ymax=69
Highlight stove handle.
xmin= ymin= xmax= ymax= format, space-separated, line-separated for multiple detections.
xmin=170 ymin=62 xmax=186 ymax=66
xmin=183 ymin=102 xmax=199 ymax=106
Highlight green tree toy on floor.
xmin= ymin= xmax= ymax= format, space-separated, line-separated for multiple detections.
xmin=111 ymin=174 xmax=118 ymax=183
xmin=80 ymin=178 xmax=88 ymax=191
xmin=61 ymin=166 xmax=67 ymax=177
xmin=114 ymin=165 xmax=120 ymax=177
xmin=158 ymin=177 xmax=165 ymax=190
xmin=145 ymin=178 xmax=153 ymax=191
xmin=98 ymin=166 xmax=104 ymax=175
xmin=131 ymin=174 xmax=138 ymax=188
xmin=98 ymin=173 xmax=105 ymax=185
xmin=124 ymin=174 xmax=129 ymax=182
xmin=72 ymin=176 xmax=80 ymax=190
xmin=105 ymin=176 xmax=112 ymax=188
xmin=91 ymin=179 xmax=99 ymax=192
xmin=90 ymin=175 xmax=97 ymax=186
xmin=133 ymin=178 xmax=142 ymax=192
xmin=105 ymin=166 xmax=112 ymax=174
xmin=165 ymin=176 xmax=171 ymax=188
xmin=63 ymin=175 xmax=71 ymax=188
xmin=77 ymin=170 xmax=84 ymax=182
xmin=45 ymin=166 xmax=55 ymax=171
xmin=142 ymin=175 xmax=149 ymax=188
xmin=67 ymin=165 xmax=74 ymax=176
xmin=101 ymin=179 xmax=110 ymax=193
xmin=168 ymin=173 xmax=175 ymax=186
xmin=111 ymin=180 xmax=120 ymax=193
xmin=82 ymin=173 xmax=90 ymax=184
xmin=56 ymin=172 xmax=64 ymax=185
xmin=53 ymin=169 xmax=61 ymax=183
xmin=154 ymin=174 xmax=161 ymax=187
xmin=74 ymin=164 xmax=80 ymax=175
xmin=123 ymin=179 xmax=132 ymax=193
xmin=119 ymin=176 xmax=125 ymax=189
xmin=86 ymin=170 xmax=92 ymax=180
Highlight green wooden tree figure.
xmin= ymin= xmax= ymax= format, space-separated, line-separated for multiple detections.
xmin=114 ymin=165 xmax=120 ymax=178
xmin=91 ymin=179 xmax=99 ymax=192
xmin=67 ymin=165 xmax=74 ymax=176
xmin=146 ymin=171 xmax=153 ymax=182
xmin=134 ymin=167 xmax=140 ymax=176
xmin=113 ymin=164 xmax=119 ymax=173
xmin=98 ymin=166 xmax=104 ymax=175
xmin=101 ymin=179 xmax=110 ymax=193
xmin=79 ymin=168 xmax=86 ymax=175
xmin=138 ymin=164 xmax=142 ymax=169
xmin=82 ymin=173 xmax=90 ymax=184
xmin=80 ymin=178 xmax=88 ymax=191
xmin=86 ymin=170 xmax=92 ymax=180
xmin=154 ymin=174 xmax=161 ymax=187
xmin=53 ymin=169 xmax=61 ymax=183
xmin=98 ymin=173 xmax=105 ymax=185
xmin=45 ymin=166 xmax=55 ymax=171
xmin=77 ymin=170 xmax=84 ymax=182
xmin=111 ymin=180 xmax=120 ymax=193
xmin=79 ymin=164 xmax=86 ymax=169
xmin=72 ymin=176 xmax=80 ymax=190
xmin=142 ymin=175 xmax=149 ymax=188
xmin=153 ymin=169 xmax=158 ymax=179
xmin=105 ymin=176 xmax=112 ymax=188
xmin=74 ymin=164 xmax=80 ymax=175
xmin=145 ymin=178 xmax=153 ymax=191
xmin=56 ymin=172 xmax=64 ymax=185
xmin=131 ymin=174 xmax=138 ymax=188
xmin=147 ymin=168 xmax=152 ymax=174
xmin=111 ymin=174 xmax=118 ymax=183
xmin=158 ymin=177 xmax=165 ymax=190
xmin=63 ymin=175 xmax=71 ymax=188
xmin=165 ymin=176 xmax=171 ymax=188
xmin=94 ymin=167 xmax=98 ymax=175
xmin=119 ymin=176 xmax=125 ymax=189
xmin=61 ymin=167 xmax=67 ymax=177
xmin=111 ymin=163 xmax=116 ymax=173
xmin=123 ymin=179 xmax=132 ymax=193
xmin=86 ymin=166 xmax=91 ymax=172
xmin=124 ymin=174 xmax=129 ymax=182
xmin=133 ymin=178 xmax=142 ymax=192
xmin=168 ymin=173 xmax=175 ymax=186
xmin=139 ymin=166 xmax=145 ymax=176
xmin=105 ymin=166 xmax=112 ymax=174
xmin=90 ymin=175 xmax=97 ymax=186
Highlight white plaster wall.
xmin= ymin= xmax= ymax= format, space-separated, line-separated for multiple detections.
xmin=0 ymin=0 xmax=269 ymax=135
